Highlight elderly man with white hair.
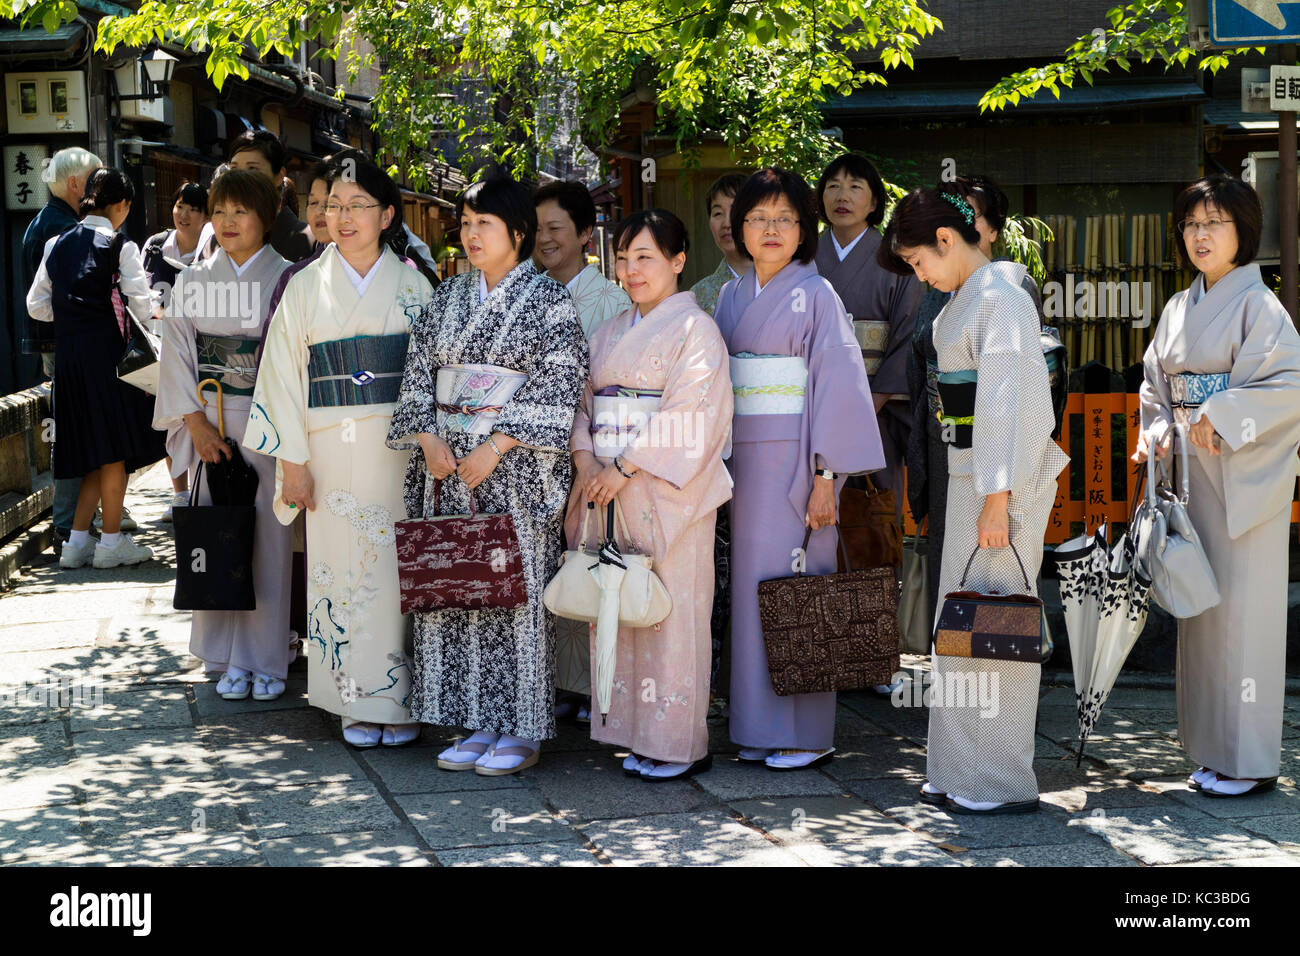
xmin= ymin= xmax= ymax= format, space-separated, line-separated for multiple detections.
xmin=21 ymin=147 xmax=103 ymax=551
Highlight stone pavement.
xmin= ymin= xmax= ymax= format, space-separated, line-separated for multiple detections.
xmin=2 ymin=465 xmax=1299 ymax=867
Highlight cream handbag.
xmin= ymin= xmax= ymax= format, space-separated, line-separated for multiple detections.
xmin=544 ymin=500 xmax=672 ymax=627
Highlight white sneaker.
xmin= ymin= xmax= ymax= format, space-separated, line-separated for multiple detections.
xmin=93 ymin=508 xmax=138 ymax=532
xmin=162 ymin=492 xmax=190 ymax=523
xmin=92 ymin=534 xmax=153 ymax=568
xmin=59 ymin=540 xmax=96 ymax=569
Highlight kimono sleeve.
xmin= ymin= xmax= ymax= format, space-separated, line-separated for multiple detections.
xmin=969 ymin=283 xmax=1052 ymax=497
xmin=152 ymin=273 xmax=204 ymax=476
xmin=386 ymin=297 xmax=443 ymax=451
xmin=24 ymin=237 xmax=57 ymax=324
xmin=570 ymin=375 xmax=596 ymax=456
xmin=806 ymin=286 xmax=884 ymax=476
xmin=244 ymin=279 xmax=310 ymax=465
xmin=619 ymin=314 xmax=734 ymax=489
xmin=871 ymin=270 xmax=923 ymax=396
xmin=117 ymin=240 xmax=157 ymax=329
xmin=493 ymin=292 xmax=590 ymax=453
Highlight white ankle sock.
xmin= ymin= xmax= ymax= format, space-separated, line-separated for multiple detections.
xmin=99 ymin=532 xmax=121 ymax=549
xmin=69 ymin=530 xmax=90 ymax=549
xmin=227 ymin=665 xmax=251 ymax=679
xmin=465 ymin=729 xmax=501 ymax=746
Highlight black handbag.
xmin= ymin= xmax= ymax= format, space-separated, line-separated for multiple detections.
xmin=173 ymin=458 xmax=258 ymax=611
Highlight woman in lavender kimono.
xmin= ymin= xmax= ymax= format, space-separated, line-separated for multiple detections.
xmin=880 ymin=186 xmax=1069 ymax=814
xmin=565 ymin=209 xmax=733 ymax=780
xmin=1136 ymin=176 xmax=1300 ymax=798
xmin=153 ymin=170 xmax=293 ymax=700
xmin=713 ymin=168 xmax=884 ymax=770
xmin=387 ymin=175 xmax=588 ymax=776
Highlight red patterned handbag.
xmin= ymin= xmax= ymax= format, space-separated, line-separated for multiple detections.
xmin=394 ymin=478 xmax=527 ymax=614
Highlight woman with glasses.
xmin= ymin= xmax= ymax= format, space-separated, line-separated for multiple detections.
xmin=712 ymin=168 xmax=883 ymax=771
xmin=245 ymin=155 xmax=437 ymax=748
xmin=1136 ymin=175 xmax=1300 ymax=798
xmin=387 ymin=174 xmax=588 ymax=776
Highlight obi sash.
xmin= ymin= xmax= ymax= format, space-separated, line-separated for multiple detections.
xmin=729 ymin=352 xmax=807 ymax=416
xmin=196 ymin=332 xmax=259 ymax=397
xmin=1169 ymin=371 xmax=1229 ymax=427
xmin=853 ymin=318 xmax=890 ymax=377
xmin=936 ymin=369 xmax=977 ymax=448
xmin=435 ymin=363 xmax=527 ymax=434
xmin=307 ymin=333 xmax=409 ymax=408
xmin=591 ymin=386 xmax=663 ymax=455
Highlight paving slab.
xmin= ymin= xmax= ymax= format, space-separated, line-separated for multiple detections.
xmin=196 ymin=707 xmax=339 ymax=744
xmin=210 ymin=739 xmax=369 ymax=790
xmin=524 ymin=750 xmax=718 ymax=824
xmin=821 ymin=734 xmax=928 ymax=782
xmin=1078 ymin=737 xmax=1198 ymax=781
xmin=57 ymin=830 xmax=265 ymax=867
xmin=358 ymin=745 xmax=526 ymax=795
xmin=1151 ymin=781 xmax=1300 ymax=819
xmin=961 ymin=843 xmax=1140 ymax=867
xmin=693 ymin=756 xmax=846 ymax=802
xmin=395 ymin=789 xmax=569 ymax=850
xmin=0 ymin=803 xmax=89 ymax=864
xmin=435 ymin=841 xmax=601 ymax=867
xmin=68 ymin=683 xmax=192 ymax=733
xmin=1235 ymin=814 xmax=1300 ymax=846
xmin=233 ymin=780 xmax=401 ymax=839
xmin=0 ymin=618 xmax=105 ymax=652
xmin=579 ymin=809 xmax=805 ymax=866
xmin=80 ymin=781 xmax=244 ymax=844
xmin=0 ymin=763 xmax=78 ymax=811
xmin=68 ymin=728 xmax=220 ymax=792
xmin=1071 ymin=805 xmax=1281 ymax=865
xmin=192 ymin=676 xmax=310 ymax=717
xmin=260 ymin=827 xmax=434 ymax=866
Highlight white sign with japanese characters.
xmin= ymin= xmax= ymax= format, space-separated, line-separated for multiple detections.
xmin=1269 ymin=64 xmax=1300 ymax=110
xmin=4 ymin=144 xmax=49 ymax=212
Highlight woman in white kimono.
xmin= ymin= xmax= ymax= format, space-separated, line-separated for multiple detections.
xmin=566 ymin=209 xmax=733 ymax=780
xmin=153 ymin=170 xmax=293 ymax=700
xmin=387 ymin=175 xmax=588 ymax=775
xmin=534 ymin=180 xmax=630 ymax=721
xmin=1136 ymin=176 xmax=1300 ymax=798
xmin=880 ymin=186 xmax=1069 ymax=814
xmin=244 ymin=157 xmax=436 ymax=748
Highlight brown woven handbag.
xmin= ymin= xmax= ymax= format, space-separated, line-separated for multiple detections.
xmin=758 ymin=525 xmax=900 ymax=696
xmin=836 ymin=475 xmax=903 ymax=571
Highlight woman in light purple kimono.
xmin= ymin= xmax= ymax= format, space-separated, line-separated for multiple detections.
xmin=712 ymin=168 xmax=885 ymax=770
xmin=1137 ymin=176 xmax=1300 ymax=798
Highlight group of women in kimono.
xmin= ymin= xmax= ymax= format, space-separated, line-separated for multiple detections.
xmin=54 ymin=135 xmax=1291 ymax=800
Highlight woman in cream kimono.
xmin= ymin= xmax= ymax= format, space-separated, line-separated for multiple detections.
xmin=880 ymin=186 xmax=1068 ymax=814
xmin=534 ymin=180 xmax=631 ymax=718
xmin=1137 ymin=176 xmax=1300 ymax=798
xmin=154 ymin=170 xmax=293 ymax=701
xmin=566 ymin=209 xmax=733 ymax=780
xmin=387 ymin=175 xmax=588 ymax=776
xmin=244 ymin=158 xmax=436 ymax=748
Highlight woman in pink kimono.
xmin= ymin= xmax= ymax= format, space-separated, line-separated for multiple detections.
xmin=1136 ymin=176 xmax=1300 ymax=798
xmin=713 ymin=168 xmax=885 ymax=770
xmin=566 ymin=210 xmax=733 ymax=780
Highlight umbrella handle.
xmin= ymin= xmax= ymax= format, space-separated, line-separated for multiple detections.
xmin=196 ymin=377 xmax=226 ymax=441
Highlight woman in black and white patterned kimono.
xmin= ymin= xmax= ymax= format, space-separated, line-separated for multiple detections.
xmin=387 ymin=175 xmax=588 ymax=775
xmin=880 ymin=186 xmax=1068 ymax=814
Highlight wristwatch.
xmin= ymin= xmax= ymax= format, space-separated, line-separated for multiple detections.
xmin=816 ymin=468 xmax=835 ymax=480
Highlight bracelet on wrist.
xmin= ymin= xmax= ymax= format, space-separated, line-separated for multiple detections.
xmin=486 ymin=436 xmax=503 ymax=459
xmin=614 ymin=456 xmax=637 ymax=479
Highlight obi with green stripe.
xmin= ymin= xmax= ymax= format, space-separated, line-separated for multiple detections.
xmin=729 ymin=352 xmax=807 ymax=416
xmin=196 ymin=332 xmax=259 ymax=396
xmin=936 ymin=369 xmax=977 ymax=448
xmin=307 ymin=333 xmax=409 ymax=408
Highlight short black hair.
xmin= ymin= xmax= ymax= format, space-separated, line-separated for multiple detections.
xmin=876 ymin=184 xmax=983 ymax=276
xmin=456 ymin=174 xmax=538 ymax=262
xmin=613 ymin=208 xmax=690 ymax=259
xmin=208 ymin=168 xmax=280 ymax=243
xmin=533 ymin=180 xmax=596 ymax=235
xmin=1172 ymin=175 xmax=1262 ymax=268
xmin=815 ymin=153 xmax=887 ymax=227
xmin=80 ymin=167 xmax=134 ymax=216
xmin=171 ymin=181 xmax=208 ymax=210
xmin=307 ymin=159 xmax=334 ymax=189
xmin=704 ymin=172 xmax=749 ymax=215
xmin=228 ymin=129 xmax=286 ymax=174
xmin=954 ymin=174 xmax=1009 ymax=233
xmin=325 ymin=153 xmax=405 ymax=247
xmin=729 ymin=167 xmax=820 ymax=264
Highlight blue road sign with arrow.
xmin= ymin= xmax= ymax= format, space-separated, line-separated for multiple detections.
xmin=1212 ymin=0 xmax=1300 ymax=42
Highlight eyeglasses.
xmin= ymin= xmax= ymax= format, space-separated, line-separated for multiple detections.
xmin=1179 ymin=218 xmax=1233 ymax=235
xmin=305 ymin=200 xmax=327 ymax=212
xmin=324 ymin=201 xmax=382 ymax=218
xmin=743 ymin=216 xmax=798 ymax=232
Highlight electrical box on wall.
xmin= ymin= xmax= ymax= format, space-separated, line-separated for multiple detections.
xmin=1242 ymin=151 xmax=1300 ymax=265
xmin=113 ymin=64 xmax=171 ymax=125
xmin=5 ymin=71 xmax=89 ymax=133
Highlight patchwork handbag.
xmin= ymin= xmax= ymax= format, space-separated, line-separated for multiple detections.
xmin=542 ymin=500 xmax=671 ymax=627
xmin=1131 ymin=424 xmax=1220 ymax=619
xmin=758 ymin=525 xmax=900 ymax=696
xmin=933 ymin=543 xmax=1048 ymax=663
xmin=394 ymin=477 xmax=527 ymax=614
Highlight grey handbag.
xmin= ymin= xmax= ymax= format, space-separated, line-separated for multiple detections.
xmin=1132 ymin=424 xmax=1221 ymax=619
xmin=897 ymin=529 xmax=931 ymax=655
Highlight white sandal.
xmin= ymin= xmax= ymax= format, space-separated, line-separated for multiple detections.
xmin=217 ymin=671 xmax=251 ymax=700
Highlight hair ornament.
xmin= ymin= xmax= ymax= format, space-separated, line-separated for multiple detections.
xmin=941 ymin=192 xmax=976 ymax=225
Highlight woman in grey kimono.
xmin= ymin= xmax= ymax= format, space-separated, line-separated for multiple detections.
xmin=880 ymin=186 xmax=1068 ymax=814
xmin=714 ymin=168 xmax=884 ymax=771
xmin=1136 ymin=176 xmax=1300 ymax=798
xmin=387 ymin=175 xmax=589 ymax=775
xmin=154 ymin=170 xmax=293 ymax=700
